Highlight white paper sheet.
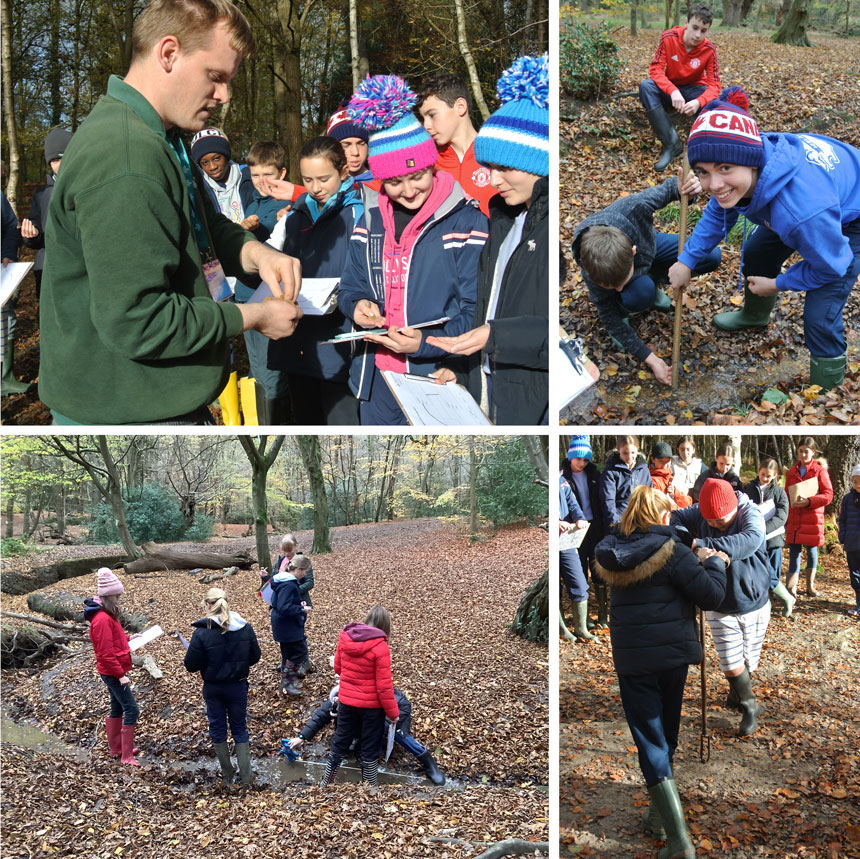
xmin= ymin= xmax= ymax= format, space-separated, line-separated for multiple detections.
xmin=322 ymin=316 xmax=451 ymax=344
xmin=559 ymin=523 xmax=589 ymax=551
xmin=1 ymin=262 xmax=33 ymax=308
xmin=293 ymin=278 xmax=340 ymax=315
xmin=129 ymin=624 xmax=164 ymax=652
xmin=558 ymin=339 xmax=599 ymax=409
xmin=381 ymin=371 xmax=491 ymax=426
xmin=384 ymin=721 xmax=396 ymax=762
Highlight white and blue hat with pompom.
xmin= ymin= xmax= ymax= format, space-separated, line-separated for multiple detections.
xmin=474 ymin=53 xmax=549 ymax=177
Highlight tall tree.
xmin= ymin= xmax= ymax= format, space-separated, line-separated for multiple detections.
xmin=772 ymin=0 xmax=812 ymax=45
xmin=823 ymin=436 xmax=860 ymax=514
xmin=297 ymin=435 xmax=331 ymax=553
xmin=237 ymin=435 xmax=285 ymax=572
xmin=41 ymin=436 xmax=143 ymax=559
xmin=2 ymin=0 xmax=21 ymax=206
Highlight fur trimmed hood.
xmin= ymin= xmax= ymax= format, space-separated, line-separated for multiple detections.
xmin=594 ymin=527 xmax=676 ymax=587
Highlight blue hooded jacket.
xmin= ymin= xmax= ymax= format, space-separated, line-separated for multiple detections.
xmin=560 ymin=474 xmax=585 ymax=523
xmin=267 ymin=180 xmax=364 ymax=382
xmin=680 ymin=133 xmax=860 ymax=292
xmin=671 ymin=491 xmax=771 ymax=615
xmin=599 ymin=452 xmax=653 ymax=528
xmin=337 ymin=181 xmax=486 ymax=401
xmin=838 ymin=490 xmax=860 ymax=553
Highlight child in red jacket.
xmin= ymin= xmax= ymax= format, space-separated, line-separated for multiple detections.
xmin=320 ymin=605 xmax=400 ymax=788
xmin=83 ymin=568 xmax=140 ymax=766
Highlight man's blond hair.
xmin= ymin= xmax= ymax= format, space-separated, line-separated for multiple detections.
xmin=132 ymin=0 xmax=255 ymax=60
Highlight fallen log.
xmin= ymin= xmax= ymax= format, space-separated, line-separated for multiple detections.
xmin=1 ymin=555 xmax=128 ymax=595
xmin=0 ymin=623 xmax=86 ymax=668
xmin=199 ymin=566 xmax=239 ymax=584
xmin=132 ymin=653 xmax=163 ymax=679
xmin=26 ymin=591 xmax=85 ymax=623
xmin=123 ymin=542 xmax=254 ymax=575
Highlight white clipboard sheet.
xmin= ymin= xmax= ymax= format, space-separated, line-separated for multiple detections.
xmin=380 ymin=371 xmax=492 ymax=426
xmin=246 ymin=279 xmax=339 ymax=316
xmin=559 ymin=329 xmax=599 ymax=410
xmin=1 ymin=262 xmax=33 ymax=308
xmin=129 ymin=624 xmax=164 ymax=652
xmin=559 ymin=523 xmax=589 ymax=551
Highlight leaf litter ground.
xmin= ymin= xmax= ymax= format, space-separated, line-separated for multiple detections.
xmin=1 ymin=519 xmax=549 ymax=858
xmin=560 ymin=29 xmax=860 ymax=425
xmin=560 ymin=550 xmax=860 ymax=857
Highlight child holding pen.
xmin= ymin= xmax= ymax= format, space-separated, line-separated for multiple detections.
xmin=337 ymin=74 xmax=488 ymax=425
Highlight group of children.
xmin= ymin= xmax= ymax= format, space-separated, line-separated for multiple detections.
xmin=571 ymin=3 xmax=860 ymax=394
xmin=85 ymin=548 xmax=444 ymax=788
xmin=561 ymin=434 xmax=860 ymax=644
xmin=189 ymin=57 xmax=549 ymax=426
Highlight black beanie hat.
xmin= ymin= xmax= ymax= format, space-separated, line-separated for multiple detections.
xmin=44 ymin=127 xmax=73 ymax=165
xmin=190 ymin=128 xmax=232 ymax=164
xmin=650 ymin=441 xmax=673 ymax=460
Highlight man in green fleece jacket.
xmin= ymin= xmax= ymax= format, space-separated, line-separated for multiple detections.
xmin=39 ymin=0 xmax=303 ymax=425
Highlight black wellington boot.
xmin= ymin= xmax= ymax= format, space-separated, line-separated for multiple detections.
xmin=645 ymin=108 xmax=683 ymax=172
xmin=728 ymin=668 xmax=764 ymax=736
xmin=417 ymin=750 xmax=446 ymax=785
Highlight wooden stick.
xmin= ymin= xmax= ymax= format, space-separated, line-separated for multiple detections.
xmin=699 ymin=607 xmax=711 ymax=762
xmin=672 ymin=150 xmax=691 ymax=389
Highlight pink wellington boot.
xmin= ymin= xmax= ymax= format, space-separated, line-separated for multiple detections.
xmin=120 ymin=725 xmax=141 ymax=766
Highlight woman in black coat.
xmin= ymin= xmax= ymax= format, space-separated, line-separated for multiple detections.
xmin=184 ymin=588 xmax=261 ymax=784
xmin=594 ymin=486 xmax=727 ymax=859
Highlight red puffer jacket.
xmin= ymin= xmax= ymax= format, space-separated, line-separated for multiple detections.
xmin=88 ymin=605 xmax=132 ymax=678
xmin=334 ymin=622 xmax=399 ymax=721
xmin=785 ymin=459 xmax=833 ymax=547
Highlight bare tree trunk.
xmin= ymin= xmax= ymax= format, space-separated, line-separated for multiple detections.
xmin=2 ymin=0 xmax=21 ymax=207
xmin=237 ymin=436 xmax=286 ymax=573
xmin=4 ymin=490 xmax=14 ymax=538
xmin=665 ymin=0 xmax=671 ymax=29
xmin=469 ymin=437 xmax=479 ymax=539
xmin=722 ymin=0 xmax=743 ymax=27
xmin=385 ymin=437 xmax=405 ymax=520
xmin=772 ymin=0 xmax=812 ymax=44
xmin=823 ymin=436 xmax=860 ymax=515
xmin=630 ymin=0 xmax=638 ymax=37
xmin=453 ymin=0 xmax=491 ymax=120
xmin=522 ymin=436 xmax=549 ymax=486
xmin=349 ymin=0 xmax=360 ymax=89
xmin=297 ymin=435 xmax=331 ymax=554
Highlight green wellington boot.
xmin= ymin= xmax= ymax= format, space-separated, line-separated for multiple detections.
xmin=234 ymin=742 xmax=255 ymax=785
xmin=572 ymin=600 xmax=597 ymax=641
xmin=652 ymin=288 xmax=672 ymax=311
xmin=212 ymin=741 xmax=236 ymax=781
xmin=809 ymin=353 xmax=847 ymax=392
xmin=645 ymin=108 xmax=683 ymax=172
xmin=647 ymin=778 xmax=694 ymax=859
xmin=771 ymin=581 xmax=796 ymax=617
xmin=713 ymin=285 xmax=777 ymax=331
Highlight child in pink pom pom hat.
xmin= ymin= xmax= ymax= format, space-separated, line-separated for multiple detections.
xmin=336 ymin=73 xmax=489 ymax=425
xmin=84 ymin=568 xmax=141 ymax=766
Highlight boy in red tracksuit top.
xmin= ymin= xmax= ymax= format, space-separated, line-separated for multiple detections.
xmin=417 ymin=74 xmax=498 ymax=217
xmin=320 ymin=605 xmax=400 ymax=788
xmin=639 ymin=2 xmax=721 ymax=172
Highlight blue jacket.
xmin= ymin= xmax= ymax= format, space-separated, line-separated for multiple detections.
xmin=594 ymin=524 xmax=726 ymax=675
xmin=743 ymin=478 xmax=789 ymax=550
xmin=599 ymin=452 xmax=653 ymax=527
xmin=838 ymin=490 xmax=860 ymax=552
xmin=2 ymin=194 xmax=17 ymax=261
xmin=692 ymin=462 xmax=743 ymax=502
xmin=671 ymin=492 xmax=771 ymax=615
xmin=245 ymin=189 xmax=284 ymax=241
xmin=270 ymin=572 xmax=307 ymax=643
xmin=680 ymin=133 xmax=860 ymax=292
xmin=337 ymin=182 xmax=486 ymax=400
xmin=562 ymin=460 xmax=606 ymax=558
xmin=268 ymin=182 xmax=363 ymax=382
xmin=184 ymin=612 xmax=261 ymax=684
xmin=560 ymin=474 xmax=585 ymax=523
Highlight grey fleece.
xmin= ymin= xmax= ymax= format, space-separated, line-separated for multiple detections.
xmin=571 ymin=177 xmax=680 ymax=361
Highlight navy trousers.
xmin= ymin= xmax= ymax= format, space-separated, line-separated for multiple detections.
xmin=639 ymin=79 xmax=707 ymax=114
xmin=617 ymin=665 xmax=688 ymax=787
xmin=100 ymin=674 xmax=140 ymax=725
xmin=560 ymin=548 xmax=589 ymax=602
xmin=202 ymin=679 xmax=249 ymax=744
xmin=846 ymin=549 xmax=860 ymax=604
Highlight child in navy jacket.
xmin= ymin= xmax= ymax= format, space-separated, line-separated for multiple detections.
xmin=838 ymin=465 xmax=860 ymax=617
xmin=669 ymin=87 xmax=860 ymax=391
xmin=270 ymin=561 xmax=310 ymax=696
xmin=268 ymin=136 xmax=364 ymax=425
xmin=337 ymin=74 xmax=487 ymax=425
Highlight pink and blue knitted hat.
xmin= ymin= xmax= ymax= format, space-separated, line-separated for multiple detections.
xmin=475 ymin=54 xmax=549 ymax=177
xmin=346 ymin=75 xmax=438 ymax=181
xmin=687 ymin=87 xmax=764 ymax=169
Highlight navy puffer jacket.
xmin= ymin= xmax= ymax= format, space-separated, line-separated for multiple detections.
xmin=594 ymin=524 xmax=726 ymax=675
xmin=743 ymin=479 xmax=789 ymax=550
xmin=184 ymin=612 xmax=261 ymax=684
xmin=599 ymin=452 xmax=653 ymax=527
xmin=838 ymin=490 xmax=860 ymax=552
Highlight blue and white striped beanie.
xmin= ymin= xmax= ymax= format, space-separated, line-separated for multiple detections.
xmin=567 ymin=435 xmax=592 ymax=461
xmin=474 ymin=54 xmax=549 ymax=177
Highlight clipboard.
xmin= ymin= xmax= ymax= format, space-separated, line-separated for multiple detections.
xmin=559 ymin=523 xmax=589 ymax=551
xmin=558 ymin=327 xmax=599 ymax=409
xmin=129 ymin=624 xmax=164 ymax=652
xmin=384 ymin=721 xmax=396 ymax=762
xmin=381 ymin=370 xmax=492 ymax=426
xmin=788 ymin=475 xmax=818 ymax=505
xmin=1 ymin=262 xmax=33 ymax=308
xmin=294 ymin=278 xmax=340 ymax=316
xmin=259 ymin=580 xmax=274 ymax=606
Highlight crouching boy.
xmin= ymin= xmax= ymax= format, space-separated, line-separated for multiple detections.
xmin=571 ymin=170 xmax=721 ymax=385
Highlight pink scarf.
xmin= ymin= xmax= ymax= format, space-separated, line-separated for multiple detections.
xmin=374 ymin=171 xmax=455 ymax=373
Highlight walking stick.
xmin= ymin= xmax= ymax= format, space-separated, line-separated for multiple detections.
xmin=699 ymin=607 xmax=711 ymax=762
xmin=671 ymin=151 xmax=691 ymax=389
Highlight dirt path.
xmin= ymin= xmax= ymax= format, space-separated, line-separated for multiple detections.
xmin=560 ymin=550 xmax=860 ymax=857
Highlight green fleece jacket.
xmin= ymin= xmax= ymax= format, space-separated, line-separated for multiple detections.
xmin=38 ymin=75 xmax=251 ymax=424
